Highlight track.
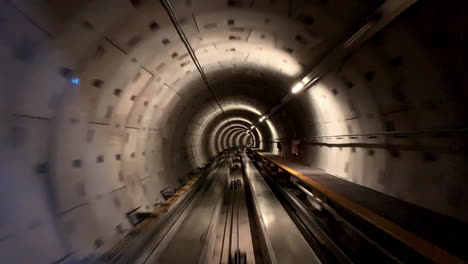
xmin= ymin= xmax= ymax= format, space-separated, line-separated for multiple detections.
xmin=143 ymin=150 xmax=255 ymax=264
xmin=102 ymin=148 xmax=467 ymax=264
xmin=209 ymin=153 xmax=254 ymax=264
xmin=103 ymin=149 xmax=321 ymax=264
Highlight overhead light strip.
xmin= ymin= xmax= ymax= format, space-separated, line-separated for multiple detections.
xmin=269 ymin=0 xmax=418 ymax=116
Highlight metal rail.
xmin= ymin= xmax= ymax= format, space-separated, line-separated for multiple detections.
xmin=100 ymin=160 xmax=219 ymax=263
xmin=254 ymin=150 xmax=466 ymax=264
xmin=133 ymin=150 xmax=256 ymax=264
xmin=251 ymin=0 xmax=419 ymax=128
xmin=290 ymin=182 xmax=402 ymax=263
xmin=241 ymin=151 xmax=322 ymax=264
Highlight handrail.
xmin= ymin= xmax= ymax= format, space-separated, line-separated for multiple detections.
xmin=255 ymin=151 xmax=465 ymax=264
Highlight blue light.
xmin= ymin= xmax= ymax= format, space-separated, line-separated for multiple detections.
xmin=71 ymin=77 xmax=80 ymax=85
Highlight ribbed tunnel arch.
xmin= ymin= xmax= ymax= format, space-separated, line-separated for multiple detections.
xmin=1 ymin=0 xmax=467 ymax=262
xmin=211 ymin=119 xmax=263 ymax=154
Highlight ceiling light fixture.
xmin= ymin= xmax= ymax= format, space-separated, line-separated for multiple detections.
xmin=292 ymin=76 xmax=320 ymax=94
xmin=291 ymin=82 xmax=305 ymax=94
xmin=301 ymin=76 xmax=312 ymax=84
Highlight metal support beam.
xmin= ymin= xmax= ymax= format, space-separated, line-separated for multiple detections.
xmin=256 ymin=0 xmax=419 ymax=123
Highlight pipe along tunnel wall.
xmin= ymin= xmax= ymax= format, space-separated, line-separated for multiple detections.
xmin=0 ymin=0 xmax=467 ymax=262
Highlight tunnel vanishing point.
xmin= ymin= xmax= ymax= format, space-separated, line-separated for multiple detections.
xmin=0 ymin=0 xmax=467 ymax=263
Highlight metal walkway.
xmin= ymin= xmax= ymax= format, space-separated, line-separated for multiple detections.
xmin=102 ymin=149 xmax=321 ymax=264
xmin=255 ymin=151 xmax=467 ymax=264
xmin=100 ymin=148 xmax=468 ymax=264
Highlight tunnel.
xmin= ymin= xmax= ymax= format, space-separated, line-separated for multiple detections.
xmin=1 ymin=0 xmax=467 ymax=263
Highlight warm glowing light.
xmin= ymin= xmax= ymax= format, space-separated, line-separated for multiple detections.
xmin=292 ymin=76 xmax=320 ymax=94
xmin=250 ymin=125 xmax=255 ymax=129
xmin=302 ymin=76 xmax=311 ymax=84
xmin=291 ymin=82 xmax=305 ymax=94
xmin=259 ymin=116 xmax=266 ymax=122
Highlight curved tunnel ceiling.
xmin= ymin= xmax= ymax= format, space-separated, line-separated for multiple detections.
xmin=1 ymin=0 xmax=467 ymax=262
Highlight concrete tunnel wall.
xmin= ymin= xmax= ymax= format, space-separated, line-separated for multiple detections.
xmin=0 ymin=0 xmax=467 ymax=262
